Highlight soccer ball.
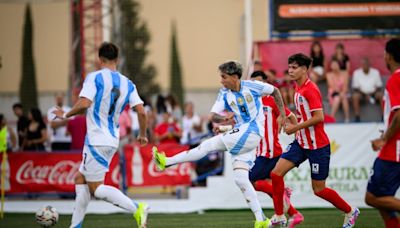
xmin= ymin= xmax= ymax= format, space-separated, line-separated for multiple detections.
xmin=35 ymin=205 xmax=59 ymax=227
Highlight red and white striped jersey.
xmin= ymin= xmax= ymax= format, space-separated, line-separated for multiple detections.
xmin=256 ymin=96 xmax=291 ymax=158
xmin=379 ymin=69 xmax=400 ymax=162
xmin=294 ymin=79 xmax=330 ymax=149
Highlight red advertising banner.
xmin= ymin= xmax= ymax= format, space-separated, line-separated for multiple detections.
xmin=0 ymin=143 xmax=191 ymax=194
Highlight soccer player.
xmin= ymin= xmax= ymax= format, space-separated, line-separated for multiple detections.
xmin=153 ymin=61 xmax=286 ymax=228
xmin=249 ymin=71 xmax=304 ymax=228
xmin=269 ymin=53 xmax=359 ymax=228
xmin=365 ymin=38 xmax=400 ymax=228
xmin=52 ymin=42 xmax=149 ymax=228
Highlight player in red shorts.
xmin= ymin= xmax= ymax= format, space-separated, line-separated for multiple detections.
xmin=365 ymin=38 xmax=400 ymax=228
xmin=269 ymin=53 xmax=359 ymax=228
xmin=248 ymin=70 xmax=304 ymax=228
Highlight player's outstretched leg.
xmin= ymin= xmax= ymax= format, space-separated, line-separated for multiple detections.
xmin=133 ymin=202 xmax=149 ymax=228
xmin=70 ymin=184 xmax=91 ymax=228
xmin=152 ymin=146 xmax=166 ymax=171
xmin=254 ymin=219 xmax=270 ymax=228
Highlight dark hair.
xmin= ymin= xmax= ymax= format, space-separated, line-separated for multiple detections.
xmin=335 ymin=42 xmax=344 ymax=50
xmin=250 ymin=71 xmax=267 ymax=80
xmin=29 ymin=108 xmax=44 ymax=124
xmin=386 ymin=38 xmax=400 ymax=63
xmin=288 ymin=53 xmax=312 ymax=69
xmin=0 ymin=113 xmax=3 ymax=124
xmin=310 ymin=41 xmax=324 ymax=57
xmin=98 ymin=42 xmax=119 ymax=61
xmin=156 ymin=95 xmax=167 ymax=114
xmin=12 ymin=103 xmax=23 ymax=109
xmin=218 ymin=61 xmax=243 ymax=79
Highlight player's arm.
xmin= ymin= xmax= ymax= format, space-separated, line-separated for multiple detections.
xmin=287 ymin=112 xmax=298 ymax=125
xmin=65 ymin=97 xmax=92 ymax=118
xmin=285 ymin=109 xmax=324 ymax=135
xmin=371 ymin=108 xmax=400 ymax=151
xmin=134 ymin=104 xmax=148 ymax=145
xmin=210 ymin=112 xmax=234 ymax=123
xmin=271 ymin=87 xmax=287 ymax=132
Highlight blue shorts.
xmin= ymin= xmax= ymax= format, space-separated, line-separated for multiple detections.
xmin=249 ymin=156 xmax=280 ymax=182
xmin=367 ymin=158 xmax=400 ymax=197
xmin=281 ymin=140 xmax=330 ymax=180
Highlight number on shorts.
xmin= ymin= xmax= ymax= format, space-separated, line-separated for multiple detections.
xmin=83 ymin=152 xmax=87 ymax=165
xmin=229 ymin=128 xmax=239 ymax=134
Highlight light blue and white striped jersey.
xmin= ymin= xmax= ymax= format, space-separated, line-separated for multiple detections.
xmin=210 ymin=80 xmax=275 ymax=137
xmin=79 ymin=68 xmax=143 ymax=148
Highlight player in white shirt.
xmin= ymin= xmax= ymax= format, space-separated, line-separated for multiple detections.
xmin=52 ymin=42 xmax=149 ymax=228
xmin=153 ymin=61 xmax=286 ymax=228
xmin=47 ymin=92 xmax=72 ymax=150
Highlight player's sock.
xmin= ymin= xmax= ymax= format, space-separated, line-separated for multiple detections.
xmin=314 ymin=187 xmax=351 ymax=213
xmin=234 ymin=169 xmax=265 ymax=221
xmin=254 ymin=180 xmax=273 ymax=197
xmin=384 ymin=217 xmax=399 ymax=228
xmin=70 ymin=184 xmax=90 ymax=228
xmin=166 ymin=136 xmax=225 ymax=166
xmin=271 ymin=172 xmax=284 ymax=215
xmin=94 ymin=184 xmax=138 ymax=212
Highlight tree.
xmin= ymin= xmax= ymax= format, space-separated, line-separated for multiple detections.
xmin=20 ymin=4 xmax=38 ymax=114
xmin=169 ymin=22 xmax=184 ymax=109
xmin=113 ymin=0 xmax=159 ymax=97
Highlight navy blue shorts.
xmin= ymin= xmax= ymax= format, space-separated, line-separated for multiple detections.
xmin=367 ymin=158 xmax=400 ymax=197
xmin=249 ymin=156 xmax=280 ymax=182
xmin=281 ymin=140 xmax=330 ymax=180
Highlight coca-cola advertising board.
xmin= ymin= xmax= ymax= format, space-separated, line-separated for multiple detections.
xmin=0 ymin=143 xmax=192 ymax=194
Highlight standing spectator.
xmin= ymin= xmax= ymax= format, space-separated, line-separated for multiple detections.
xmin=331 ymin=43 xmax=350 ymax=72
xmin=154 ymin=112 xmax=182 ymax=144
xmin=0 ymin=114 xmax=17 ymax=152
xmin=66 ymin=115 xmax=86 ymax=150
xmin=180 ymin=101 xmax=203 ymax=147
xmin=326 ymin=59 xmax=350 ymax=122
xmin=165 ymin=94 xmax=182 ymax=122
xmin=23 ymin=108 xmax=47 ymax=151
xmin=155 ymin=94 xmax=167 ymax=124
xmin=351 ymin=57 xmax=383 ymax=122
xmin=366 ymin=38 xmax=400 ymax=228
xmin=12 ymin=103 xmax=29 ymax=149
xmin=47 ymin=92 xmax=71 ymax=150
xmin=119 ymin=106 xmax=132 ymax=144
xmin=309 ymin=41 xmax=325 ymax=83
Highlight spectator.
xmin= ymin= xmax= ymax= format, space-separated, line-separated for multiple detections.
xmin=23 ymin=108 xmax=47 ymax=151
xmin=66 ymin=114 xmax=86 ymax=150
xmin=155 ymin=94 xmax=167 ymax=124
xmin=310 ymin=41 xmax=325 ymax=83
xmin=0 ymin=113 xmax=17 ymax=152
xmin=165 ymin=94 xmax=182 ymax=122
xmin=12 ymin=103 xmax=29 ymax=149
xmin=119 ymin=106 xmax=132 ymax=143
xmin=351 ymin=57 xmax=383 ymax=122
xmin=154 ymin=112 xmax=182 ymax=144
xmin=47 ymin=92 xmax=71 ymax=150
xmin=331 ymin=43 xmax=350 ymax=72
xmin=279 ymin=70 xmax=295 ymax=110
xmin=180 ymin=101 xmax=203 ymax=147
xmin=130 ymin=96 xmax=155 ymax=142
xmin=326 ymin=59 xmax=350 ymax=122
xmin=265 ymin=69 xmax=279 ymax=87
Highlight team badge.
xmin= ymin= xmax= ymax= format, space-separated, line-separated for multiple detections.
xmin=245 ymin=94 xmax=253 ymax=103
xmin=230 ymin=101 xmax=236 ymax=108
xmin=298 ymin=96 xmax=303 ymax=104
xmin=237 ymin=97 xmax=244 ymax=105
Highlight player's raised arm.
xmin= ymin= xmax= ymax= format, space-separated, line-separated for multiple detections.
xmin=271 ymin=87 xmax=286 ymax=133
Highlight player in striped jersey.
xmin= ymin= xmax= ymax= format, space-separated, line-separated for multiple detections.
xmin=269 ymin=53 xmax=359 ymax=228
xmin=248 ymin=71 xmax=303 ymax=228
xmin=52 ymin=42 xmax=149 ymax=228
xmin=153 ymin=61 xmax=286 ymax=228
xmin=365 ymin=38 xmax=400 ymax=228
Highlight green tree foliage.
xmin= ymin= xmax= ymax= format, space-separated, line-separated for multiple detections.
xmin=20 ymin=4 xmax=38 ymax=114
xmin=169 ymin=22 xmax=184 ymax=109
xmin=114 ymin=0 xmax=159 ymax=97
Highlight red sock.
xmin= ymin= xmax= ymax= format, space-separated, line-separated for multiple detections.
xmin=271 ymin=172 xmax=284 ymax=215
xmin=315 ymin=188 xmax=351 ymax=213
xmin=287 ymin=205 xmax=298 ymax=216
xmin=254 ymin=180 xmax=273 ymax=197
xmin=384 ymin=217 xmax=399 ymax=228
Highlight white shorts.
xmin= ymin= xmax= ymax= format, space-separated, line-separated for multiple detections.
xmin=231 ymin=151 xmax=256 ymax=170
xmin=220 ymin=123 xmax=261 ymax=155
xmin=79 ymin=145 xmax=118 ymax=182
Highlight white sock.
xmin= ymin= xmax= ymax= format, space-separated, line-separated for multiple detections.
xmin=167 ymin=135 xmax=226 ymax=166
xmin=70 ymin=184 xmax=91 ymax=228
xmin=94 ymin=184 xmax=138 ymax=212
xmin=233 ymin=169 xmax=265 ymax=221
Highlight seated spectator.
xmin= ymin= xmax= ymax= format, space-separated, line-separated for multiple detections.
xmin=278 ymin=70 xmax=295 ymax=110
xmin=351 ymin=57 xmax=383 ymax=122
xmin=331 ymin=42 xmax=350 ymax=73
xmin=0 ymin=113 xmax=17 ymax=152
xmin=326 ymin=59 xmax=350 ymax=122
xmin=309 ymin=41 xmax=325 ymax=83
xmin=180 ymin=101 xmax=203 ymax=148
xmin=66 ymin=114 xmax=86 ymax=150
xmin=23 ymin=108 xmax=47 ymax=151
xmin=154 ymin=112 xmax=182 ymax=144
xmin=47 ymin=92 xmax=71 ymax=150
xmin=12 ymin=103 xmax=29 ymax=149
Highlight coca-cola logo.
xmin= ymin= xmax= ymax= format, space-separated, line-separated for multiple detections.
xmin=147 ymin=160 xmax=192 ymax=177
xmin=16 ymin=160 xmax=80 ymax=185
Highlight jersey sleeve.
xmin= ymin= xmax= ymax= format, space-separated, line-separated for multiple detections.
xmin=243 ymin=80 xmax=275 ymax=97
xmin=387 ymin=76 xmax=400 ymax=111
xmin=303 ymin=87 xmax=323 ymax=111
xmin=79 ymin=73 xmax=97 ymax=101
xmin=210 ymin=89 xmax=226 ymax=113
xmin=128 ymin=81 xmax=144 ymax=108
